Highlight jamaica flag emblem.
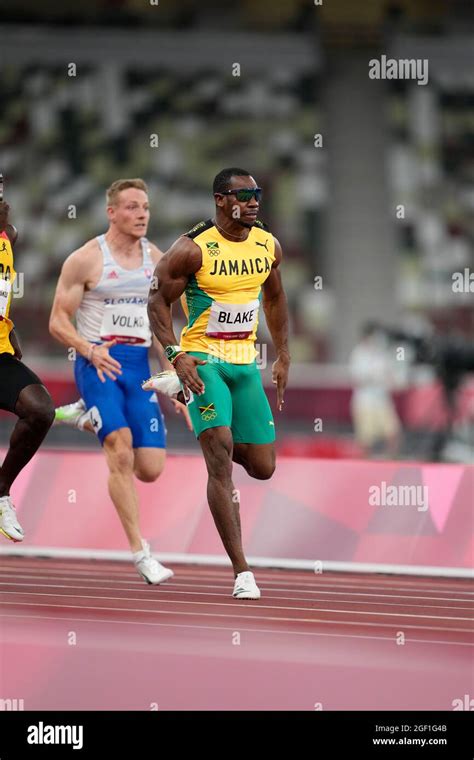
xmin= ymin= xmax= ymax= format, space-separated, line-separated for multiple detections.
xmin=199 ymin=403 xmax=217 ymax=421
xmin=206 ymin=241 xmax=220 ymax=256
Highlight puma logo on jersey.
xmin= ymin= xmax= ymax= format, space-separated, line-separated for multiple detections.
xmin=255 ymin=240 xmax=269 ymax=251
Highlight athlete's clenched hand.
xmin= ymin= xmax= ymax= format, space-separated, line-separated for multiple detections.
xmin=173 ymin=353 xmax=206 ymax=396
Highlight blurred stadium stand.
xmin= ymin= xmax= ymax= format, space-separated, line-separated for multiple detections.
xmin=0 ymin=0 xmax=472 ymax=460
xmin=0 ymin=31 xmax=324 ymax=363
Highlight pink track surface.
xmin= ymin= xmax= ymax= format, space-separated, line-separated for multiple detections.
xmin=0 ymin=557 xmax=472 ymax=711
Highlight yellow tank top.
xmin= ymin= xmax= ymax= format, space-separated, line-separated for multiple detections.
xmin=180 ymin=219 xmax=275 ymax=364
xmin=0 ymin=231 xmax=15 ymax=355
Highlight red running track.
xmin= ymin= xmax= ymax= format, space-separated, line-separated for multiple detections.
xmin=0 ymin=557 xmax=472 ymax=710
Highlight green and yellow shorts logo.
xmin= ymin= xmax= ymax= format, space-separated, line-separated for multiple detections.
xmin=185 ymin=351 xmax=276 ymax=444
xmin=199 ymin=403 xmax=217 ymax=421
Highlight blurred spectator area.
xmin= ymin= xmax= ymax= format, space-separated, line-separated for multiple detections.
xmin=0 ymin=7 xmax=472 ymax=462
xmin=1 ymin=0 xmax=317 ymax=31
xmin=387 ymin=34 xmax=474 ymax=337
xmin=0 ymin=21 xmax=472 ymax=368
xmin=0 ymin=29 xmax=326 ymax=360
xmin=0 ymin=0 xmax=458 ymax=34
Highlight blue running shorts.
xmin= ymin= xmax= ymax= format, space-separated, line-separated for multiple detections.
xmin=74 ymin=343 xmax=166 ymax=448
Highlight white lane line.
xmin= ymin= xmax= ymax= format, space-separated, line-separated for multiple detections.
xmin=1 ymin=600 xmax=473 ymax=633
xmin=2 ymin=589 xmax=474 ymax=620
xmin=3 ymin=560 xmax=473 ymax=588
xmin=0 ymin=575 xmax=474 ymax=609
xmin=1 ymin=569 xmax=472 ymax=597
xmin=0 ymin=610 xmax=472 ymax=648
xmin=0 ymin=581 xmax=472 ymax=610
xmin=1 ymin=550 xmax=471 ymax=579
xmin=0 ymin=574 xmax=474 ymax=609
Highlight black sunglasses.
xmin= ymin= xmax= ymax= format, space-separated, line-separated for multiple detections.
xmin=219 ymin=187 xmax=262 ymax=202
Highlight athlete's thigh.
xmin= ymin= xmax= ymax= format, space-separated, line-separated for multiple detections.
xmin=122 ymin=370 xmax=167 ymax=449
xmin=133 ymin=447 xmax=166 ymax=482
xmin=0 ymin=353 xmax=45 ymax=413
xmin=229 ymin=361 xmax=275 ymax=445
xmin=233 ymin=440 xmax=275 ymax=472
xmin=185 ymin=352 xmax=232 ymax=438
xmin=198 ymin=424 xmax=234 ymax=477
xmin=74 ymin=355 xmax=128 ymax=444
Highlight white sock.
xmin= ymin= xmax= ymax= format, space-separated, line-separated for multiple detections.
xmin=77 ymin=411 xmax=91 ymax=431
xmin=133 ymin=540 xmax=148 ymax=561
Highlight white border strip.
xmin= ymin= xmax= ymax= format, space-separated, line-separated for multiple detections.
xmin=0 ymin=546 xmax=472 ymax=579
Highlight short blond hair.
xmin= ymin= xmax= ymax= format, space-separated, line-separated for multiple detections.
xmin=106 ymin=178 xmax=148 ymax=206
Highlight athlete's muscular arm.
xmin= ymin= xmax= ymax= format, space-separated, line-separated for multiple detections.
xmin=148 ymin=242 xmax=174 ymax=371
xmin=148 ymin=236 xmax=206 ymax=395
xmin=5 ymin=224 xmax=17 ymax=247
xmin=8 ymin=330 xmax=22 ymax=360
xmin=147 ymin=241 xmax=192 ymax=428
xmin=0 ymin=202 xmax=17 ymax=248
xmin=49 ymin=245 xmax=122 ymax=383
xmin=0 ymin=201 xmax=21 ymax=358
xmin=262 ymin=237 xmax=290 ymax=411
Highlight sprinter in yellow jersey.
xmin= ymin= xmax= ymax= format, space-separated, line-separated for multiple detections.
xmin=146 ymin=168 xmax=290 ymax=599
xmin=0 ymin=200 xmax=54 ymax=542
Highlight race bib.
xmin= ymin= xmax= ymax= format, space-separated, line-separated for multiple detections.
xmin=0 ymin=278 xmax=12 ymax=319
xmin=100 ymin=303 xmax=152 ymax=346
xmin=206 ymin=299 xmax=259 ymax=340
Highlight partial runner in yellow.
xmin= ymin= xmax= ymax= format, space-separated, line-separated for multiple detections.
xmin=0 ymin=191 xmax=55 ymax=543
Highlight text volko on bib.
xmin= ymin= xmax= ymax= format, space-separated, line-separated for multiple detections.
xmin=100 ymin=303 xmax=152 ymax=346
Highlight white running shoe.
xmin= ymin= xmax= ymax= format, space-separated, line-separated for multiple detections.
xmin=54 ymin=398 xmax=90 ymax=430
xmin=232 ymin=571 xmax=261 ymax=600
xmin=142 ymin=370 xmax=182 ymax=399
xmin=133 ymin=540 xmax=174 ymax=585
xmin=0 ymin=496 xmax=24 ymax=542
